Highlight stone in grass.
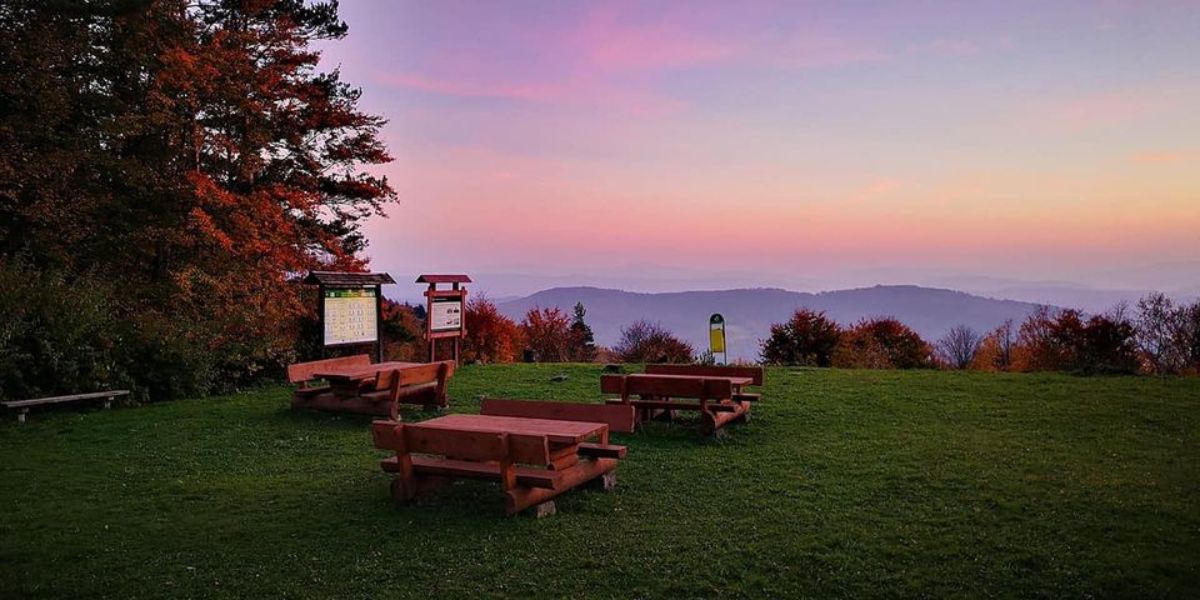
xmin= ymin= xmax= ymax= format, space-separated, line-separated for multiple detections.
xmin=550 ymin=374 xmax=569 ymax=382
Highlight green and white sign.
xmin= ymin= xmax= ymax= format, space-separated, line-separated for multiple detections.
xmin=323 ymin=287 xmax=377 ymax=345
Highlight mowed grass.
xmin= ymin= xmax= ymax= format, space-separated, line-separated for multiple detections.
xmin=1 ymin=366 xmax=1197 ymax=598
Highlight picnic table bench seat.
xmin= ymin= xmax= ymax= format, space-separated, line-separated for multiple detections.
xmin=600 ymin=364 xmax=765 ymax=436
xmin=288 ymin=356 xmax=453 ymax=418
xmin=287 ymin=354 xmax=371 ymax=399
xmin=372 ymin=417 xmax=624 ymax=517
xmin=3 ymin=390 xmax=130 ymax=423
xmin=480 ymin=397 xmax=637 ymax=433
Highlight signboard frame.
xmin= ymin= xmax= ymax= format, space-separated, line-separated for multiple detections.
xmin=303 ymin=271 xmax=395 ymax=363
xmin=418 ymin=274 xmax=472 ymax=362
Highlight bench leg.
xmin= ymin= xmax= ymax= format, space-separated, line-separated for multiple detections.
xmin=528 ymin=500 xmax=556 ymax=518
xmin=18 ymin=409 xmax=27 ymax=424
xmin=587 ymin=471 xmax=618 ymax=492
xmin=104 ymin=399 xmax=112 ymax=410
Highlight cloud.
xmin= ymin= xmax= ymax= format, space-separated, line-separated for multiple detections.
xmin=568 ymin=4 xmax=738 ymax=71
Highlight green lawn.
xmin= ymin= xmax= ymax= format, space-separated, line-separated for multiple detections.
xmin=2 ymin=366 xmax=1197 ymax=598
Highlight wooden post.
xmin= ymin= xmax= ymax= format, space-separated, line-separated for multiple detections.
xmin=18 ymin=409 xmax=27 ymax=424
xmin=375 ymin=283 xmax=384 ymax=363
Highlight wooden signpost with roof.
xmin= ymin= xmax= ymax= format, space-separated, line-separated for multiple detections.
xmin=303 ymin=271 xmax=396 ymax=362
xmin=417 ymin=274 xmax=471 ymax=363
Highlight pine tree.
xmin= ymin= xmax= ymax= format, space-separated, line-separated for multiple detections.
xmin=569 ymin=302 xmax=598 ymax=362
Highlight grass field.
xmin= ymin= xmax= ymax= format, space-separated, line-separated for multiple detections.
xmin=1 ymin=365 xmax=1197 ymax=598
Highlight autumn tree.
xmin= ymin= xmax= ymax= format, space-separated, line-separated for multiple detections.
xmin=380 ymin=300 xmax=424 ymax=361
xmin=615 ymin=320 xmax=694 ymax=364
xmin=568 ymin=302 xmax=598 ymax=362
xmin=462 ymin=296 xmax=523 ymax=364
xmin=522 ymin=307 xmax=572 ymax=362
xmin=760 ymin=309 xmax=842 ymax=366
xmin=832 ymin=317 xmax=932 ymax=369
xmin=0 ymin=1 xmax=394 ymax=398
xmin=937 ymin=325 xmax=982 ymax=369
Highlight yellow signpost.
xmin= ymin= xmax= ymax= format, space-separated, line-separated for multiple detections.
xmin=709 ymin=313 xmax=727 ymax=364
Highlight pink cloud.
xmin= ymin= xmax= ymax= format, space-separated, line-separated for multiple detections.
xmin=568 ymin=5 xmax=738 ymax=71
xmin=382 ymin=73 xmax=562 ymax=102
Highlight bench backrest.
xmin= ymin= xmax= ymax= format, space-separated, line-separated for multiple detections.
xmin=287 ymin=354 xmax=371 ymax=384
xmin=480 ymin=398 xmax=637 ymax=434
xmin=371 ymin=420 xmax=550 ymax=466
xmin=373 ymin=360 xmax=455 ymax=392
xmin=600 ymin=374 xmax=733 ymax=401
xmin=645 ymin=364 xmax=764 ymax=386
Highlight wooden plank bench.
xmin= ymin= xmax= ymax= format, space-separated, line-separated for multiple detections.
xmin=287 ymin=354 xmax=371 ymax=402
xmin=289 ymin=357 xmax=454 ymax=417
xmin=480 ymin=398 xmax=638 ymax=433
xmin=363 ymin=361 xmax=455 ymax=417
xmin=600 ymin=373 xmax=752 ymax=436
xmin=371 ymin=415 xmax=625 ymax=517
xmin=3 ymin=390 xmax=130 ymax=424
xmin=645 ymin=364 xmax=765 ymax=403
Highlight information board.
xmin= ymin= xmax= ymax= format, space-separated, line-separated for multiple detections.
xmin=429 ymin=296 xmax=464 ymax=332
xmin=323 ymin=287 xmax=378 ymax=345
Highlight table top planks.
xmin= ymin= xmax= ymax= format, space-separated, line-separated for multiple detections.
xmin=414 ymin=414 xmax=607 ymax=445
xmin=313 ymin=362 xmax=424 ymax=382
xmin=624 ymin=373 xmax=753 ymax=387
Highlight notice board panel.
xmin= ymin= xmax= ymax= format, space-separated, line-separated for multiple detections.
xmin=323 ymin=287 xmax=378 ymax=345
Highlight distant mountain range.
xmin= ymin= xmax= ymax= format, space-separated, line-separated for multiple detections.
xmin=497 ymin=285 xmax=1049 ymax=361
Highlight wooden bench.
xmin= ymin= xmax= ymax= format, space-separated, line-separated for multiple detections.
xmin=287 ymin=354 xmax=372 ymax=401
xmin=371 ymin=416 xmax=625 ymax=516
xmin=480 ymin=398 xmax=637 ymax=433
xmin=363 ymin=361 xmax=455 ymax=418
xmin=3 ymin=390 xmax=130 ymax=423
xmin=645 ymin=364 xmax=765 ymax=403
xmin=600 ymin=373 xmax=752 ymax=436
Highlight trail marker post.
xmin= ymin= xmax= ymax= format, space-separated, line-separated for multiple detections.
xmin=417 ymin=274 xmax=471 ymax=363
xmin=709 ymin=313 xmax=727 ymax=365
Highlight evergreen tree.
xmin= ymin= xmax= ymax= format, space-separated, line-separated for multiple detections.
xmin=568 ymin=302 xmax=598 ymax=362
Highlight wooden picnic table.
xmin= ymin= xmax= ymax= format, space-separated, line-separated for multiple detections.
xmin=314 ymin=361 xmax=424 ymax=382
xmin=313 ymin=361 xmax=423 ymax=399
xmin=624 ymin=372 xmax=753 ymax=392
xmin=416 ymin=413 xmax=610 ymax=447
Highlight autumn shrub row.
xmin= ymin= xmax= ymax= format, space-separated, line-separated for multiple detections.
xmin=452 ymin=297 xmax=694 ymax=365
xmin=761 ymin=295 xmax=1200 ymax=375
xmin=0 ymin=262 xmax=300 ymax=401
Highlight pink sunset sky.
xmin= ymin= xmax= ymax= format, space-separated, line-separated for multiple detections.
xmin=320 ymin=0 xmax=1199 ymax=298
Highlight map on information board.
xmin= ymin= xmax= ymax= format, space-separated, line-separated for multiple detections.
xmin=430 ymin=297 xmax=463 ymax=332
xmin=323 ymin=287 xmax=377 ymax=345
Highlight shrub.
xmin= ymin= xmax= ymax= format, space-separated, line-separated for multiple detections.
xmin=522 ymin=307 xmax=572 ymax=362
xmin=832 ymin=317 xmax=932 ymax=369
xmin=0 ymin=264 xmax=129 ymax=400
xmin=1013 ymin=307 xmax=1138 ymax=374
xmin=0 ymin=261 xmax=275 ymax=401
xmin=760 ymin=309 xmax=842 ymax=366
xmin=615 ymin=320 xmax=694 ymax=364
xmin=462 ymin=295 xmax=523 ymax=364
xmin=381 ymin=300 xmax=425 ymax=361
xmin=1077 ymin=314 xmax=1139 ymax=374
